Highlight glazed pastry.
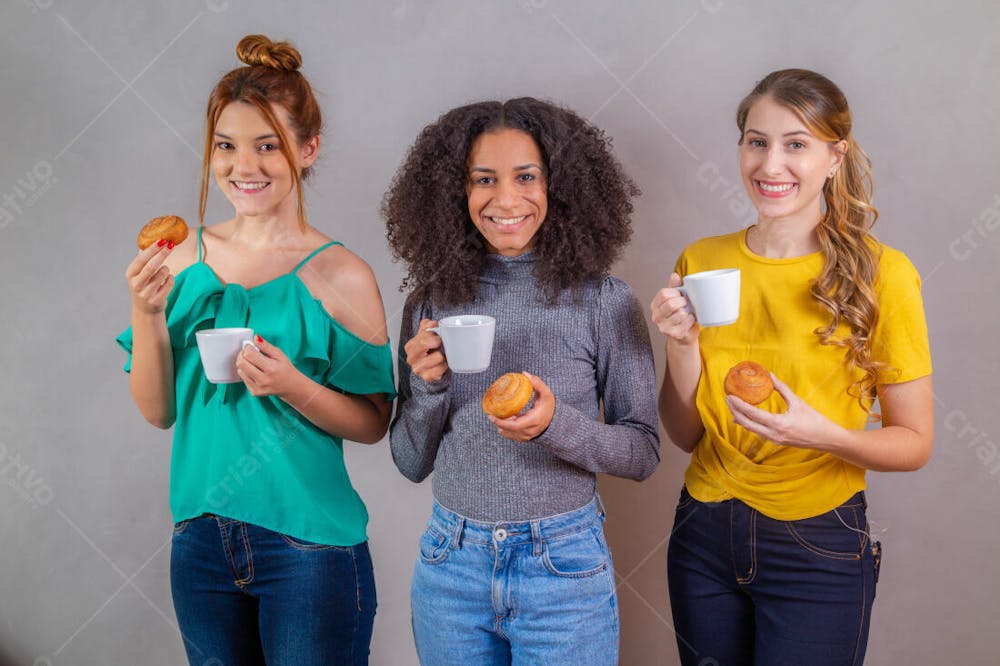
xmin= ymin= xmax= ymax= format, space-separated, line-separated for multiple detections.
xmin=724 ymin=361 xmax=774 ymax=405
xmin=137 ymin=215 xmax=188 ymax=250
xmin=482 ymin=372 xmax=534 ymax=419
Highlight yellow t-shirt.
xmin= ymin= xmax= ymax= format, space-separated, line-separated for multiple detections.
xmin=678 ymin=229 xmax=932 ymax=520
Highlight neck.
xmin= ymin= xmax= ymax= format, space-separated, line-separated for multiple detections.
xmin=747 ymin=217 xmax=821 ymax=258
xmin=227 ymin=195 xmax=309 ymax=249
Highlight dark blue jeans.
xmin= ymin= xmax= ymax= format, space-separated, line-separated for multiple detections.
xmin=170 ymin=514 xmax=376 ymax=665
xmin=667 ymin=488 xmax=880 ymax=666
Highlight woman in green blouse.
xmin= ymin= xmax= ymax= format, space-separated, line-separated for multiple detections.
xmin=117 ymin=35 xmax=394 ymax=665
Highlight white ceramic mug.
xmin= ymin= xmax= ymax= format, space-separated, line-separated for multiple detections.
xmin=195 ymin=327 xmax=259 ymax=383
xmin=428 ymin=315 xmax=496 ymax=374
xmin=677 ymin=268 xmax=741 ymax=327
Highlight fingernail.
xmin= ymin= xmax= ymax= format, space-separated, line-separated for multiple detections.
xmin=256 ymin=335 xmax=263 ymax=343
xmin=157 ymin=239 xmax=166 ymax=247
xmin=167 ymin=241 xmax=175 ymax=249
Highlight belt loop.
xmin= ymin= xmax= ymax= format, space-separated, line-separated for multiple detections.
xmin=595 ymin=492 xmax=607 ymax=521
xmin=530 ymin=520 xmax=543 ymax=556
xmin=450 ymin=516 xmax=464 ymax=551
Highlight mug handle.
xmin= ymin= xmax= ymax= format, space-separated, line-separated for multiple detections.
xmin=674 ymin=285 xmax=694 ymax=315
xmin=241 ymin=339 xmax=260 ymax=353
xmin=425 ymin=326 xmax=440 ymax=335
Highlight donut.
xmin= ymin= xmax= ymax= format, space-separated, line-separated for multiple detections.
xmin=482 ymin=373 xmax=534 ymax=419
xmin=724 ymin=361 xmax=774 ymax=405
xmin=137 ymin=215 xmax=188 ymax=250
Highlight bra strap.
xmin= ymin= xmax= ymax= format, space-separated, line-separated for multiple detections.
xmin=292 ymin=241 xmax=343 ymax=274
xmin=197 ymin=226 xmax=204 ymax=263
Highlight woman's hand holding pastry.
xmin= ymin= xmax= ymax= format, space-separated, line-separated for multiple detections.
xmin=404 ymin=319 xmax=449 ymax=383
xmin=650 ymin=273 xmax=699 ymax=345
xmin=237 ymin=336 xmax=305 ymax=399
xmin=726 ymin=373 xmax=846 ymax=452
xmin=126 ymin=241 xmax=175 ymax=315
xmin=488 ymin=372 xmax=555 ymax=442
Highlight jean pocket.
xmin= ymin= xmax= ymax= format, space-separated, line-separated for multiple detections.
xmin=675 ymin=486 xmax=695 ymax=511
xmin=418 ymin=526 xmax=452 ymax=565
xmin=542 ymin=528 xmax=609 ymax=579
xmin=784 ymin=505 xmax=867 ymax=561
xmin=872 ymin=540 xmax=882 ymax=584
xmin=172 ymin=519 xmax=193 ymax=536
xmin=279 ymin=533 xmax=346 ymax=551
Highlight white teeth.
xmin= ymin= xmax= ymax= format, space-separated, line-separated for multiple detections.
xmin=759 ymin=182 xmax=794 ymax=193
xmin=490 ymin=216 xmax=526 ymax=225
xmin=234 ymin=181 xmax=268 ymax=191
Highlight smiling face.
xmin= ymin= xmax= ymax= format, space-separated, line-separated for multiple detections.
xmin=211 ymin=101 xmax=318 ymax=220
xmin=739 ymin=96 xmax=845 ymax=226
xmin=465 ymin=128 xmax=547 ymax=257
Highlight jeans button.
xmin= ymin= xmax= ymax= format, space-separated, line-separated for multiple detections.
xmin=493 ymin=528 xmax=508 ymax=542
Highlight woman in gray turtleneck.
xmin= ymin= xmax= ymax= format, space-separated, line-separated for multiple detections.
xmin=383 ymin=97 xmax=660 ymax=665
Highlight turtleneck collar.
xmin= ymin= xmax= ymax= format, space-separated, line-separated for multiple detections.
xmin=480 ymin=250 xmax=537 ymax=283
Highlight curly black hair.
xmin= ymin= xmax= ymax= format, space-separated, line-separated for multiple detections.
xmin=382 ymin=97 xmax=640 ymax=307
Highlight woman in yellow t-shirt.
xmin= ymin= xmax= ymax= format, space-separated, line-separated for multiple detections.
xmin=651 ymin=69 xmax=932 ymax=665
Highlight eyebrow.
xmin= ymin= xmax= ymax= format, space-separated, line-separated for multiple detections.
xmin=745 ymin=129 xmax=811 ymax=138
xmin=214 ymin=132 xmax=278 ymax=141
xmin=469 ymin=163 xmax=543 ymax=172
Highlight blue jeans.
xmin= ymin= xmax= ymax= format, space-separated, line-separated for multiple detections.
xmin=410 ymin=497 xmax=619 ymax=665
xmin=667 ymin=487 xmax=881 ymax=666
xmin=170 ymin=514 xmax=376 ymax=665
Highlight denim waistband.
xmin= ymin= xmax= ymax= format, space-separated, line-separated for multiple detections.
xmin=429 ymin=496 xmax=606 ymax=552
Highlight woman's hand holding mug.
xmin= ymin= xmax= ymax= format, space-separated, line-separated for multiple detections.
xmin=405 ymin=319 xmax=450 ymax=383
xmin=651 ymin=273 xmax=700 ymax=346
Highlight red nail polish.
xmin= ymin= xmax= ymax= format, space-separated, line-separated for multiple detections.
xmin=167 ymin=241 xmax=175 ymax=249
xmin=256 ymin=335 xmax=263 ymax=343
xmin=157 ymin=239 xmax=166 ymax=247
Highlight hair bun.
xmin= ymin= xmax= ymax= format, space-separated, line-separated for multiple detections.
xmin=236 ymin=34 xmax=302 ymax=71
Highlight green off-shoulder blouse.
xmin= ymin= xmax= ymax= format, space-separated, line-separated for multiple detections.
xmin=117 ymin=231 xmax=395 ymax=546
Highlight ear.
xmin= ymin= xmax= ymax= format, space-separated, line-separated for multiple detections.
xmin=300 ymin=134 xmax=320 ymax=168
xmin=829 ymin=139 xmax=847 ymax=174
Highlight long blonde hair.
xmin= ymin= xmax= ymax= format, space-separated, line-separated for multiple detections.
xmin=737 ymin=69 xmax=887 ymax=412
xmin=199 ymin=35 xmax=321 ymax=230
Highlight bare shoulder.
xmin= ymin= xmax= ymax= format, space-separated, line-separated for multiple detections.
xmin=299 ymin=244 xmax=389 ymax=345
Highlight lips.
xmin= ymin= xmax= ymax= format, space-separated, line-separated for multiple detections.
xmin=489 ymin=215 xmax=527 ymax=226
xmin=755 ymin=180 xmax=796 ymax=198
xmin=484 ymin=214 xmax=531 ymax=231
xmin=231 ymin=181 xmax=270 ymax=193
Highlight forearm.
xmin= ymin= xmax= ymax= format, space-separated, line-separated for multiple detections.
xmin=535 ymin=402 xmax=660 ymax=480
xmin=659 ymin=340 xmax=704 ymax=453
xmin=281 ymin=375 xmax=391 ymax=444
xmin=128 ymin=309 xmax=175 ymax=429
xmin=388 ymin=376 xmax=450 ymax=482
xmin=821 ymin=423 xmax=932 ymax=472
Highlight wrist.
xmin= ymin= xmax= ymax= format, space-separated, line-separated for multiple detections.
xmin=665 ymin=336 xmax=699 ymax=356
xmin=278 ymin=370 xmax=315 ymax=406
xmin=130 ymin=307 xmax=167 ymax=332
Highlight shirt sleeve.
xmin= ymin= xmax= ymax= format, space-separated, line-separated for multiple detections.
xmin=388 ymin=294 xmax=452 ymax=483
xmin=871 ymin=247 xmax=933 ymax=384
xmin=534 ymin=277 xmax=661 ymax=480
xmin=116 ymin=326 xmax=134 ymax=373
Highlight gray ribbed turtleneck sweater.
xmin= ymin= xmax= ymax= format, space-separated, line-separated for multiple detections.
xmin=389 ymin=251 xmax=660 ymax=521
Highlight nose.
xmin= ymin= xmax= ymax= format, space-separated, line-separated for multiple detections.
xmin=494 ymin=178 xmax=518 ymax=210
xmin=762 ymin=146 xmax=784 ymax=176
xmin=234 ymin=148 xmax=258 ymax=176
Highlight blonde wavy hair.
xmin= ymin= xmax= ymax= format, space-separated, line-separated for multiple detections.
xmin=737 ymin=69 xmax=887 ymax=412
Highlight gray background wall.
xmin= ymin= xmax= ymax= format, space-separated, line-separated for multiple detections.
xmin=1 ymin=1 xmax=997 ymax=664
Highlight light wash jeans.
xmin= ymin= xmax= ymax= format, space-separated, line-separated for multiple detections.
xmin=410 ymin=496 xmax=619 ymax=665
